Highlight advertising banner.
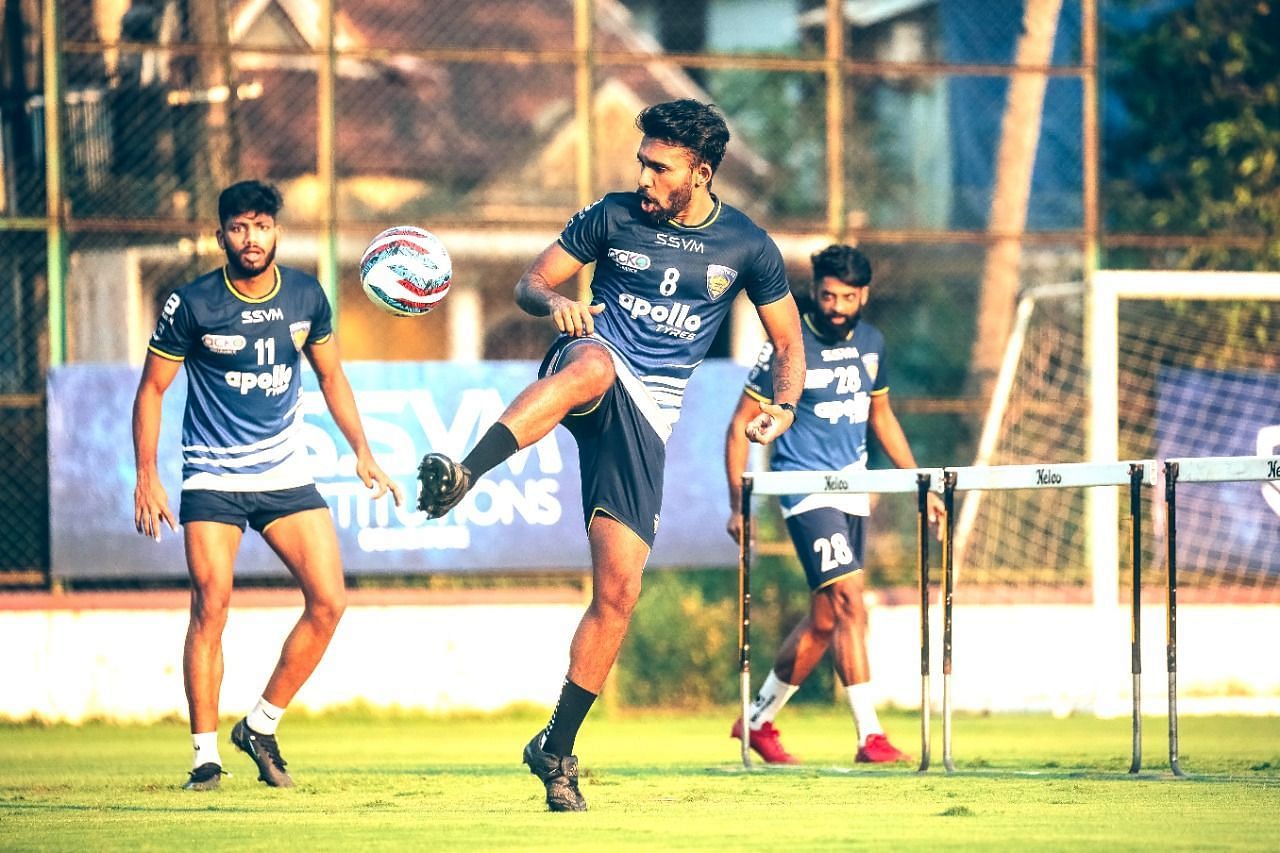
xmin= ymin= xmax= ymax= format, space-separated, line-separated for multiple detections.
xmin=1156 ymin=368 xmax=1280 ymax=575
xmin=49 ymin=361 xmax=747 ymax=579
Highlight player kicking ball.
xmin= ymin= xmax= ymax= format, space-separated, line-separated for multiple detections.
xmin=132 ymin=180 xmax=401 ymax=791
xmin=725 ymin=244 xmax=943 ymax=765
xmin=417 ymin=99 xmax=804 ymax=811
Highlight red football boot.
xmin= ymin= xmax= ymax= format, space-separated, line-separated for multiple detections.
xmin=855 ymin=732 xmax=910 ymax=763
xmin=730 ymin=718 xmax=800 ymax=764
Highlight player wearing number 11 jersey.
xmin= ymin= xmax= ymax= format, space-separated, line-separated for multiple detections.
xmin=132 ymin=180 xmax=401 ymax=792
xmin=725 ymin=244 xmax=944 ymax=765
xmin=416 ymin=99 xmax=805 ymax=811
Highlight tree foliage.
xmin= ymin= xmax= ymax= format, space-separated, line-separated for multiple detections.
xmin=1106 ymin=0 xmax=1280 ymax=270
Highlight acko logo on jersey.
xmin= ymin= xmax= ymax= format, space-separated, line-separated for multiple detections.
xmin=617 ymin=293 xmax=703 ymax=340
xmin=655 ymin=233 xmax=705 ymax=253
xmin=607 ymin=247 xmax=652 ymax=272
xmin=226 ymin=364 xmax=293 ymax=396
xmin=242 ymin=307 xmax=284 ymax=324
xmin=202 ymin=333 xmax=246 ymax=354
xmin=706 ymin=264 xmax=737 ymax=300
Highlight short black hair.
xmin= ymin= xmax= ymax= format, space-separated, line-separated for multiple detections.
xmin=810 ymin=244 xmax=872 ymax=287
xmin=218 ymin=180 xmax=283 ymax=226
xmin=635 ymin=99 xmax=730 ymax=174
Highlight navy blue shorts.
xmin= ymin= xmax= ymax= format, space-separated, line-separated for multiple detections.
xmin=179 ymin=484 xmax=329 ymax=533
xmin=784 ymin=508 xmax=867 ymax=591
xmin=540 ymin=337 xmax=665 ymax=548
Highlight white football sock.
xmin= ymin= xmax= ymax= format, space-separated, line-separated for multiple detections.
xmin=846 ymin=682 xmax=882 ymax=745
xmin=192 ymin=731 xmax=222 ymax=769
xmin=246 ymin=696 xmax=286 ymax=736
xmin=748 ymin=670 xmax=799 ymax=730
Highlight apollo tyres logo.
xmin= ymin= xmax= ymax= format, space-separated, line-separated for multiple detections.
xmin=616 ymin=266 xmax=705 ymax=340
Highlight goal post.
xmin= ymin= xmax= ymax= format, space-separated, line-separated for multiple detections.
xmin=957 ymin=270 xmax=1280 ymax=598
xmin=1087 ymin=270 xmax=1280 ymax=608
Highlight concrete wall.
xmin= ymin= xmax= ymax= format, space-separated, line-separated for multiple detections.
xmin=2 ymin=592 xmax=1277 ymax=723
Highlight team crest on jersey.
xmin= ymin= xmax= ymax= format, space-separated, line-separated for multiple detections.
xmin=863 ymin=353 xmax=880 ymax=382
xmin=290 ymin=321 xmax=312 ymax=351
xmin=706 ymin=264 xmax=737 ymax=299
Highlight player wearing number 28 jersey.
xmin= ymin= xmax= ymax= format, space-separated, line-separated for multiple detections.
xmin=726 ymin=244 xmax=944 ymax=766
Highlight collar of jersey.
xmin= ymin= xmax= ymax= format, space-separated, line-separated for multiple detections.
xmin=804 ymin=312 xmax=854 ymax=342
xmin=222 ymin=265 xmax=281 ymax=304
xmin=667 ymin=194 xmax=721 ymax=231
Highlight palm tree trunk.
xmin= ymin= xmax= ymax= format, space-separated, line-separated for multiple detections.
xmin=968 ymin=0 xmax=1064 ymax=405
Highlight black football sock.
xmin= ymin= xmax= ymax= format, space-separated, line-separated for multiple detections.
xmin=542 ymin=678 xmax=597 ymax=757
xmin=460 ymin=422 xmax=519 ymax=479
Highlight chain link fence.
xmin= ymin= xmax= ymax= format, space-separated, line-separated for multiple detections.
xmin=4 ymin=0 xmax=1234 ymax=585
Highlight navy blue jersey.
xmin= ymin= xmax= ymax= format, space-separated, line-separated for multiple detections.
xmin=148 ymin=265 xmax=333 ymax=491
xmin=746 ymin=313 xmax=888 ymax=516
xmin=558 ymin=191 xmax=790 ymax=441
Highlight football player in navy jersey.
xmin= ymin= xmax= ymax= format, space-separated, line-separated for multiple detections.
xmin=416 ymin=99 xmax=804 ymax=811
xmin=725 ymin=244 xmax=944 ymax=765
xmin=132 ymin=180 xmax=402 ymax=791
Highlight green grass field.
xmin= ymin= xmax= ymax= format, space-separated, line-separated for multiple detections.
xmin=2 ymin=707 xmax=1278 ymax=850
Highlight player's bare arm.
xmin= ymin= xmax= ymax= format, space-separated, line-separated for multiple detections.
xmin=746 ymin=293 xmax=804 ymax=444
xmin=132 ymin=352 xmax=181 ymax=541
xmin=514 ymin=243 xmax=603 ymax=337
xmin=304 ymin=337 xmax=403 ymax=506
xmin=869 ymin=391 xmax=944 ymax=529
xmin=724 ymin=392 xmax=762 ymax=542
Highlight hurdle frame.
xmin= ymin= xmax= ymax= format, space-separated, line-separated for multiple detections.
xmin=1161 ymin=454 xmax=1280 ymax=779
xmin=939 ymin=460 xmax=1156 ymax=773
xmin=738 ymin=467 xmax=942 ymax=770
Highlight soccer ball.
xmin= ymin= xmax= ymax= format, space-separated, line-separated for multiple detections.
xmin=359 ymin=226 xmax=452 ymax=317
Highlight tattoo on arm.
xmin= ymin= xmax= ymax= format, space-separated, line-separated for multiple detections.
xmin=771 ymin=345 xmax=801 ymax=403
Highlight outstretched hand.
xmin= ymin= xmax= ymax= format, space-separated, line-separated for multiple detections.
xmin=357 ymin=456 xmax=404 ymax=506
xmin=744 ymin=402 xmax=795 ymax=445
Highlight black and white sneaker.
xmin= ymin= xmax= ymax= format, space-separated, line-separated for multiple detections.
xmin=522 ymin=732 xmax=587 ymax=812
xmin=231 ymin=718 xmax=294 ymax=788
xmin=182 ymin=762 xmax=223 ymax=791
xmin=416 ymin=453 xmax=472 ymax=518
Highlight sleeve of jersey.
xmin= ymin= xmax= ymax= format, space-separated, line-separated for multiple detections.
xmin=146 ymin=291 xmax=194 ymax=361
xmin=309 ymin=284 xmax=335 ymax=345
xmin=743 ymin=234 xmax=791 ymax=306
xmin=870 ymin=332 xmax=890 ymax=395
xmin=556 ymin=196 xmax=610 ymax=264
xmin=743 ymin=341 xmax=775 ymax=403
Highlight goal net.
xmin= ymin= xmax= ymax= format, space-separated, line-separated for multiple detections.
xmin=955 ymin=271 xmax=1280 ymax=603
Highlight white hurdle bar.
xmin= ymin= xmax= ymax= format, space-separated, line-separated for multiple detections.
xmin=740 ymin=468 xmax=943 ymax=771
xmin=1162 ymin=455 xmax=1280 ymax=778
xmin=941 ymin=460 xmax=1157 ymax=774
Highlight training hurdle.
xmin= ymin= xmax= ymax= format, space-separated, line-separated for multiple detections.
xmin=739 ymin=460 xmax=1157 ymax=773
xmin=1162 ymin=454 xmax=1280 ymax=778
xmin=739 ymin=467 xmax=943 ymax=770
xmin=939 ymin=461 xmax=1157 ymax=773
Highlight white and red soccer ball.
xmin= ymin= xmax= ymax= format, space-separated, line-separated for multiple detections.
xmin=359 ymin=226 xmax=452 ymax=317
